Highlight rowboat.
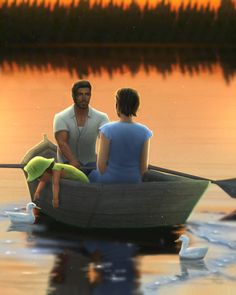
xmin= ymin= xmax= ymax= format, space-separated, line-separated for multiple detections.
xmin=21 ymin=135 xmax=209 ymax=229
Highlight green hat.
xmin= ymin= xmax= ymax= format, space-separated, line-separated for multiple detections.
xmin=24 ymin=156 xmax=55 ymax=182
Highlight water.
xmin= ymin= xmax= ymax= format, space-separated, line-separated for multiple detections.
xmin=0 ymin=47 xmax=236 ymax=294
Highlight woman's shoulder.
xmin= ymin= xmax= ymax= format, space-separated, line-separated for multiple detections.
xmin=134 ymin=123 xmax=153 ymax=138
xmin=99 ymin=121 xmax=119 ymax=130
xmin=134 ymin=122 xmax=151 ymax=131
xmin=99 ymin=121 xmax=124 ymax=139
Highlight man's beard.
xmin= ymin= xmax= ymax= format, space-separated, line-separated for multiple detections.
xmin=75 ymin=101 xmax=89 ymax=109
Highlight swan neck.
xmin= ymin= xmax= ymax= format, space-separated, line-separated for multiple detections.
xmin=27 ymin=208 xmax=34 ymax=216
xmin=181 ymin=239 xmax=189 ymax=250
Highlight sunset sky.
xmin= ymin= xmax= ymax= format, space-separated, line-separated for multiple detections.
xmin=0 ymin=0 xmax=222 ymax=9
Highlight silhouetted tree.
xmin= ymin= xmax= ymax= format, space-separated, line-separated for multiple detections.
xmin=0 ymin=0 xmax=236 ymax=45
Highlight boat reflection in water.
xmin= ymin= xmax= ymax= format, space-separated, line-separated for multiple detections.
xmin=48 ymin=240 xmax=140 ymax=295
xmin=15 ymin=214 xmax=180 ymax=295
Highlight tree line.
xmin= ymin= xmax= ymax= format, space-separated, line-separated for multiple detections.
xmin=0 ymin=0 xmax=236 ymax=45
xmin=1 ymin=46 xmax=235 ymax=84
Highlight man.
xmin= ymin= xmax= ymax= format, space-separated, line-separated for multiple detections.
xmin=53 ymin=80 xmax=109 ymax=174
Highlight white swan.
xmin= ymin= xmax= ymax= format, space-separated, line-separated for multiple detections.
xmin=176 ymin=234 xmax=208 ymax=260
xmin=5 ymin=202 xmax=40 ymax=224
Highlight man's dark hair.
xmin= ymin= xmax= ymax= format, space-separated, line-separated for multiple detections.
xmin=116 ymin=88 xmax=140 ymax=117
xmin=72 ymin=80 xmax=92 ymax=99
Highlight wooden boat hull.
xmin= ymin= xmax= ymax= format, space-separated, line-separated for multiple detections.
xmin=23 ymin=136 xmax=209 ymax=229
xmin=28 ymin=179 xmax=208 ymax=228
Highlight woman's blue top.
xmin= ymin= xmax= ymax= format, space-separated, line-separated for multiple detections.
xmin=89 ymin=121 xmax=152 ymax=184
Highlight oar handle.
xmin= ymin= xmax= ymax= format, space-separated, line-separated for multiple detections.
xmin=148 ymin=164 xmax=213 ymax=182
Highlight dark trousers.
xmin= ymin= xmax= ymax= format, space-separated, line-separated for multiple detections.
xmin=79 ymin=162 xmax=96 ymax=176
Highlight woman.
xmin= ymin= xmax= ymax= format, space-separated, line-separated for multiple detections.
xmin=89 ymin=88 xmax=152 ymax=184
xmin=24 ymin=156 xmax=89 ymax=208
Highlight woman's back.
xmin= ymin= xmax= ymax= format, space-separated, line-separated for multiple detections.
xmin=103 ymin=122 xmax=151 ymax=169
xmin=89 ymin=87 xmax=152 ymax=184
xmin=89 ymin=121 xmax=152 ymax=184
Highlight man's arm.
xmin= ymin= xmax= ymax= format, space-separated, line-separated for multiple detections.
xmin=55 ymin=130 xmax=80 ymax=168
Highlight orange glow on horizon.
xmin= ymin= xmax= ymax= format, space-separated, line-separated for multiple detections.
xmin=0 ymin=0 xmax=222 ymax=9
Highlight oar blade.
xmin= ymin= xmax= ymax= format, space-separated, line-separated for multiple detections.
xmin=214 ymin=178 xmax=236 ymax=198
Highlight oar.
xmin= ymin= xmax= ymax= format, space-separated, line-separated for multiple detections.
xmin=0 ymin=164 xmax=24 ymax=168
xmin=148 ymin=164 xmax=236 ymax=198
xmin=1 ymin=163 xmax=236 ymax=198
